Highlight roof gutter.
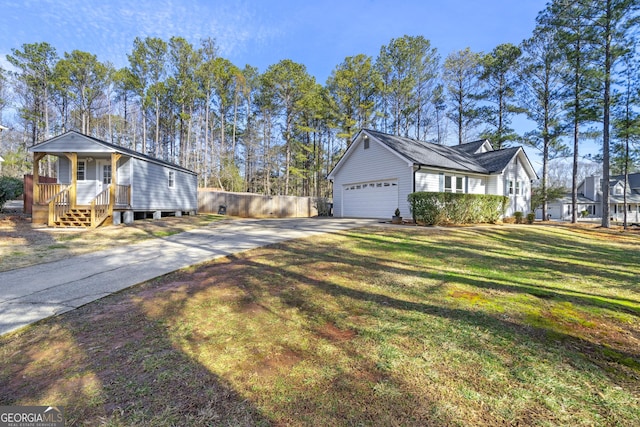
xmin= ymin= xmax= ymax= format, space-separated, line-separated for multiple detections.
xmin=413 ymin=164 xmax=422 ymax=193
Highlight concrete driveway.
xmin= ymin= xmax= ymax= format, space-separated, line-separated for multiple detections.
xmin=0 ymin=217 xmax=379 ymax=336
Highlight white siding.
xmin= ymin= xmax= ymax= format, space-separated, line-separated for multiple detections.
xmin=501 ymin=152 xmax=533 ymax=216
xmin=332 ymin=136 xmax=413 ymax=218
xmin=415 ymin=170 xmax=440 ymax=192
xmin=468 ymin=176 xmax=486 ymax=194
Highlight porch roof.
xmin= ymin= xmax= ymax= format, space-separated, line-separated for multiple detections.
xmin=29 ymin=130 xmax=196 ymax=176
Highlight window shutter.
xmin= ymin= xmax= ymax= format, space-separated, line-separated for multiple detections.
xmin=439 ymin=173 xmax=444 ymax=192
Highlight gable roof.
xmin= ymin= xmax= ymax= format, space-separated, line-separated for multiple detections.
xmin=330 ymin=129 xmax=537 ymax=179
xmin=451 ymin=139 xmax=491 ymax=155
xmin=29 ymin=130 xmax=196 ymax=175
xmin=364 ymin=129 xmax=489 ymax=173
xmin=611 ymin=173 xmax=640 ymax=189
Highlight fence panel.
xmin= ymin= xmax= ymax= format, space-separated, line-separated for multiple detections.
xmin=198 ymin=190 xmax=319 ymax=218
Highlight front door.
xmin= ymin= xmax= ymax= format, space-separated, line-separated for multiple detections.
xmin=97 ymin=160 xmax=112 ymax=194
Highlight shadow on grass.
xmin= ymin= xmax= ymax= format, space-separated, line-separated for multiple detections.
xmin=343 ymin=228 xmax=640 ymax=316
xmin=0 ymin=290 xmax=272 ymax=426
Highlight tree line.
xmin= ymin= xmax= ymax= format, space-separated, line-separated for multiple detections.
xmin=0 ymin=0 xmax=638 ymax=227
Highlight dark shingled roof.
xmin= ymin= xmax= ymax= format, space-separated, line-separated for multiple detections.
xmin=363 ymin=129 xmax=521 ymax=174
xmin=451 ymin=139 xmax=489 ymax=155
xmin=611 ymin=173 xmax=640 ymax=190
xmin=475 ymin=147 xmax=521 ymax=174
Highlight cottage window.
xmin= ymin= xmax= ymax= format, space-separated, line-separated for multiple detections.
xmin=168 ymin=171 xmax=175 ymax=188
xmin=364 ymin=139 xmax=370 ymax=149
xmin=456 ymin=177 xmax=463 ymax=193
xmin=77 ymin=161 xmax=86 ymax=181
xmin=615 ymin=186 xmax=623 ymax=196
xmin=515 ymin=181 xmax=521 ymax=195
xmin=508 ymin=180 xmax=514 ymax=195
xmin=444 ymin=176 xmax=452 ymax=192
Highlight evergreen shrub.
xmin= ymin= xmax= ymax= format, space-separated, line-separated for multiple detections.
xmin=408 ymin=192 xmax=507 ymax=226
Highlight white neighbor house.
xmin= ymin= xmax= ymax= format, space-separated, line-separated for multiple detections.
xmin=541 ymin=173 xmax=640 ymax=222
xmin=328 ymin=129 xmax=537 ymax=219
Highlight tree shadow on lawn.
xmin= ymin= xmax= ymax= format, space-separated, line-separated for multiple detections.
xmin=343 ymin=228 xmax=640 ymax=315
xmin=0 ymin=289 xmax=272 ymax=426
xmin=248 ymin=241 xmax=640 ymax=393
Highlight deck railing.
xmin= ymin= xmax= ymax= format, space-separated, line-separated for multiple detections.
xmin=90 ymin=186 xmax=111 ymax=228
xmin=115 ymin=184 xmax=131 ymax=207
xmin=38 ymin=183 xmax=63 ymax=204
xmin=48 ymin=187 xmax=70 ymax=226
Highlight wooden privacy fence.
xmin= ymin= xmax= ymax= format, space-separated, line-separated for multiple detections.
xmin=23 ymin=174 xmax=57 ymax=214
xmin=198 ymin=190 xmax=319 ymax=218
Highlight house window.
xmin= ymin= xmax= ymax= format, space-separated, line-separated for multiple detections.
xmin=444 ymin=175 xmax=464 ymax=193
xmin=77 ymin=161 xmax=86 ymax=181
xmin=444 ymin=176 xmax=452 ymax=192
xmin=364 ymin=139 xmax=370 ymax=149
xmin=102 ymin=164 xmax=112 ymax=185
xmin=508 ymin=180 xmax=514 ymax=195
xmin=456 ymin=177 xmax=463 ymax=193
xmin=168 ymin=171 xmax=175 ymax=188
xmin=515 ymin=181 xmax=521 ymax=195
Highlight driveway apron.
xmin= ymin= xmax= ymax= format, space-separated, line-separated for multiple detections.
xmin=0 ymin=218 xmax=378 ymax=335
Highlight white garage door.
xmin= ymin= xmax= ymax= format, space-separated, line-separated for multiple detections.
xmin=342 ymin=180 xmax=398 ymax=218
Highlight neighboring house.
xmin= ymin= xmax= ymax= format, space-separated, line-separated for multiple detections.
xmin=0 ymin=124 xmax=6 ymax=175
xmin=328 ymin=129 xmax=537 ymax=219
xmin=541 ymin=174 xmax=640 ymax=222
xmin=28 ymin=130 xmax=198 ymax=227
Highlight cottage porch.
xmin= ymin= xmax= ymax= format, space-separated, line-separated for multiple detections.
xmin=31 ymin=152 xmax=131 ymax=228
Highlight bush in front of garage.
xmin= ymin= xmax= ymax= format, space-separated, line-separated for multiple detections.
xmin=408 ymin=192 xmax=507 ymax=225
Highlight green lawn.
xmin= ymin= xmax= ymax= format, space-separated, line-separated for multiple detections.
xmin=1 ymin=224 xmax=638 ymax=426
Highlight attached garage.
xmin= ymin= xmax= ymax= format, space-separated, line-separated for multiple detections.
xmin=342 ymin=180 xmax=399 ymax=218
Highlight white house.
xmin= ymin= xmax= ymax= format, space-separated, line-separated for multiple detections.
xmin=542 ymin=174 xmax=640 ymax=222
xmin=328 ymin=129 xmax=537 ymax=219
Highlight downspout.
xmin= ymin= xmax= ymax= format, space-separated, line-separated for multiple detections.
xmin=412 ymin=164 xmax=422 ymax=222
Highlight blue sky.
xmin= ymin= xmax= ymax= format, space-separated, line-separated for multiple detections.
xmin=1 ymin=0 xmax=565 ymax=168
xmin=1 ymin=0 xmax=546 ymax=83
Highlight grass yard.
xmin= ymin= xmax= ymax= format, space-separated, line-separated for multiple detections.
xmin=1 ymin=223 xmax=639 ymax=426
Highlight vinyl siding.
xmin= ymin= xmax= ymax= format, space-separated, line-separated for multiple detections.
xmin=501 ymin=152 xmax=532 ymax=216
xmin=130 ymin=158 xmax=197 ymax=211
xmin=415 ymin=170 xmax=486 ymax=194
xmin=415 ymin=170 xmax=440 ymax=192
xmin=33 ymin=133 xmax=113 ymax=153
xmin=332 ymin=136 xmax=413 ymax=218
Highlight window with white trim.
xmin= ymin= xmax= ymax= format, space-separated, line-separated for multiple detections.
xmin=168 ymin=171 xmax=175 ymax=188
xmin=444 ymin=175 xmax=464 ymax=193
xmin=515 ymin=181 xmax=521 ymax=195
xmin=77 ymin=160 xmax=86 ymax=181
xmin=508 ymin=180 xmax=514 ymax=195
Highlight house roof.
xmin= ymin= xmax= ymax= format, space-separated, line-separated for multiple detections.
xmin=451 ymin=139 xmax=490 ymax=155
xmin=611 ymin=173 xmax=640 ymax=189
xmin=363 ymin=129 xmax=489 ymax=173
xmin=332 ymin=129 xmax=537 ymax=179
xmin=29 ymin=130 xmax=197 ymax=175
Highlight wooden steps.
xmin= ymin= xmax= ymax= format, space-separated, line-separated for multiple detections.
xmin=53 ymin=208 xmax=93 ymax=228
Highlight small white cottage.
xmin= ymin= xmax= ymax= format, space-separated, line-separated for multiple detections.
xmin=328 ymin=129 xmax=537 ymax=219
xmin=28 ymin=131 xmax=198 ymax=227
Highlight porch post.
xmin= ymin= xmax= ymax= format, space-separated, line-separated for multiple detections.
xmin=64 ymin=153 xmax=77 ymax=208
xmin=32 ymin=153 xmax=45 ymax=204
xmin=110 ymin=153 xmax=121 ymax=215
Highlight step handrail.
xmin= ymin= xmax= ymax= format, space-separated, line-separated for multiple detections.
xmin=48 ymin=186 xmax=71 ymax=226
xmin=90 ymin=186 xmax=111 ymax=228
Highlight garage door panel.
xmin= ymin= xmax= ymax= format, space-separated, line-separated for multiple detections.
xmin=343 ymin=180 xmax=398 ymax=218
